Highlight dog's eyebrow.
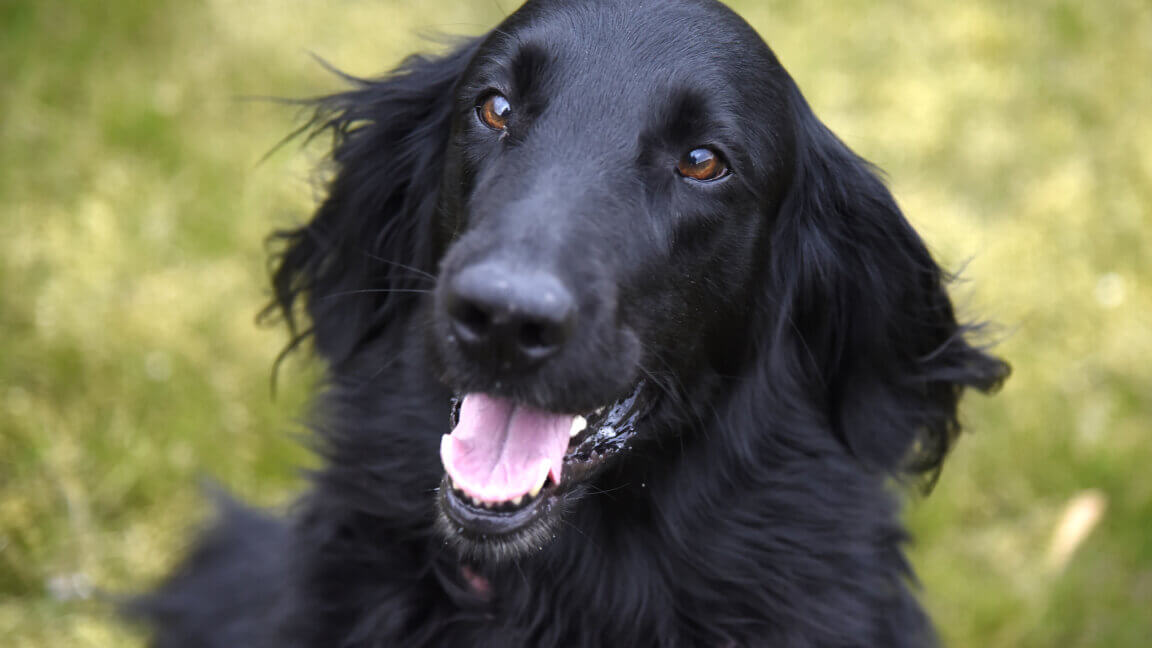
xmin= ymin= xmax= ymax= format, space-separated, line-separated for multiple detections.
xmin=508 ymin=43 xmax=552 ymax=101
xmin=665 ymin=90 xmax=709 ymax=134
xmin=463 ymin=41 xmax=553 ymax=107
xmin=660 ymin=88 xmax=739 ymax=147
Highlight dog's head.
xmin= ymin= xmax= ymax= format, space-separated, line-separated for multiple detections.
xmin=271 ymin=0 xmax=1007 ymax=561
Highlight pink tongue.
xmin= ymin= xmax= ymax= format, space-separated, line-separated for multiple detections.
xmin=440 ymin=394 xmax=573 ymax=503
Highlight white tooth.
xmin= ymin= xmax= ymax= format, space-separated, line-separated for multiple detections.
xmin=570 ymin=415 xmax=587 ymax=437
xmin=595 ymin=406 xmax=606 ymax=416
xmin=528 ymin=458 xmax=551 ymax=498
xmin=512 ymin=495 xmax=524 ymax=506
xmin=529 ymin=467 xmax=549 ymax=497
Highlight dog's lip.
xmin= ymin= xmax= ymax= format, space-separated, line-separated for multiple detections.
xmin=440 ymin=480 xmax=554 ymax=536
xmin=557 ymin=381 xmax=647 ymax=463
xmin=439 ymin=381 xmax=648 ymax=536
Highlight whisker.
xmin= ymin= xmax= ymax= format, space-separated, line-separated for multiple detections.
xmin=358 ymin=252 xmax=438 ymax=282
xmin=338 ymin=356 xmax=401 ymax=393
xmin=637 ymin=358 xmax=708 ymax=433
xmin=320 ymin=288 xmax=433 ymax=301
xmin=581 ymin=483 xmax=631 ymax=497
xmin=511 ymin=557 xmax=529 ymax=588
xmin=558 ymin=517 xmax=600 ymax=554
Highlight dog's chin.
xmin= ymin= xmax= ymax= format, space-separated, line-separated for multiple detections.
xmin=435 ymin=381 xmax=649 ymax=563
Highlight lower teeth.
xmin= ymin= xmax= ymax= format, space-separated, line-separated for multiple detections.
xmin=455 ymin=488 xmax=536 ymax=511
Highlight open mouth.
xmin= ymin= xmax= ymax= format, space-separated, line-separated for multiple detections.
xmin=438 ymin=382 xmax=645 ymax=537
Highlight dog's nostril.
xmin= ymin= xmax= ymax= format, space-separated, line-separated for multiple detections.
xmin=453 ymin=301 xmax=492 ymax=341
xmin=453 ymin=299 xmax=490 ymax=334
xmin=518 ymin=321 xmax=559 ymax=356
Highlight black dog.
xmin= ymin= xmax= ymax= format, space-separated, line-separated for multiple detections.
xmin=135 ymin=1 xmax=1008 ymax=646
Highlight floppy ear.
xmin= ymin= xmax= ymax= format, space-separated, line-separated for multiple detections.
xmin=768 ymin=83 xmax=1009 ymax=483
xmin=267 ymin=40 xmax=480 ymax=366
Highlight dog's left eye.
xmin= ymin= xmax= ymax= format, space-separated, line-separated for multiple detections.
xmin=477 ymin=93 xmax=513 ymax=131
xmin=676 ymin=147 xmax=730 ymax=182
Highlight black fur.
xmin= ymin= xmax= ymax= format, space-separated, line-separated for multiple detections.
xmin=131 ymin=1 xmax=1008 ymax=646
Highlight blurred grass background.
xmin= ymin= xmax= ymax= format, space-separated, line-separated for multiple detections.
xmin=1 ymin=0 xmax=1149 ymax=645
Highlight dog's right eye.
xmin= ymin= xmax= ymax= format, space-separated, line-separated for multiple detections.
xmin=676 ymin=147 xmax=730 ymax=183
xmin=477 ymin=93 xmax=512 ymax=132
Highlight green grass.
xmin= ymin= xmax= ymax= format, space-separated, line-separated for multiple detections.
xmin=1 ymin=1 xmax=1149 ymax=645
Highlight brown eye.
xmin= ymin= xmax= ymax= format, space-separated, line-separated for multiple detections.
xmin=676 ymin=147 xmax=729 ymax=182
xmin=477 ymin=93 xmax=512 ymax=131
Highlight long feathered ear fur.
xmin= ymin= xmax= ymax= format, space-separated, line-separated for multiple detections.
xmin=266 ymin=40 xmax=480 ymax=366
xmin=769 ymin=83 xmax=1009 ymax=485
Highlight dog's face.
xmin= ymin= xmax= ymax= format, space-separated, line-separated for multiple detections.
xmin=273 ymin=0 xmax=1006 ymax=565
xmin=427 ymin=0 xmax=790 ymax=556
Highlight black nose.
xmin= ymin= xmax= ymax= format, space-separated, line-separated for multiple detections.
xmin=445 ymin=263 xmax=576 ymax=367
